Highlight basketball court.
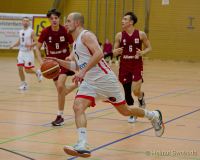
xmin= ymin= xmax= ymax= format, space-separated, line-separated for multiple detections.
xmin=0 ymin=0 xmax=200 ymax=159
xmin=0 ymin=57 xmax=199 ymax=160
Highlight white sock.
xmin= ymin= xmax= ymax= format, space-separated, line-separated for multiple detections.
xmin=138 ymin=96 xmax=143 ymax=100
xmin=21 ymin=81 xmax=26 ymax=85
xmin=57 ymin=110 xmax=63 ymax=116
xmin=78 ymin=128 xmax=87 ymax=143
xmin=144 ymin=110 xmax=155 ymax=120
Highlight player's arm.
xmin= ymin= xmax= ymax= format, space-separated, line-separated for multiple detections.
xmin=65 ymin=50 xmax=76 ymax=61
xmin=81 ymin=32 xmax=104 ymax=73
xmin=137 ymin=31 xmax=152 ymax=56
xmin=9 ymin=39 xmax=20 ymax=49
xmin=45 ymin=56 xmax=78 ymax=72
xmin=31 ymin=31 xmax=37 ymax=47
xmin=113 ymin=32 xmax=123 ymax=56
xmin=35 ymin=42 xmax=44 ymax=65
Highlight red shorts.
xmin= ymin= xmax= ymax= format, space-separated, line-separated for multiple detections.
xmin=53 ymin=66 xmax=75 ymax=81
xmin=119 ymin=66 xmax=143 ymax=84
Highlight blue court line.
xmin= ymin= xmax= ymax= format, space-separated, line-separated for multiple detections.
xmin=43 ymin=88 xmax=189 ymax=126
xmin=67 ymin=107 xmax=200 ymax=160
xmin=0 ymin=108 xmax=58 ymax=115
xmin=145 ymin=88 xmax=188 ymax=102
xmin=140 ymin=135 xmax=200 ymax=143
xmin=149 ymin=88 xmax=200 ymax=101
xmin=0 ymin=88 xmax=192 ymax=127
xmin=0 ymin=121 xmax=43 ymax=127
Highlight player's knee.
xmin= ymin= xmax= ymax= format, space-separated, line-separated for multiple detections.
xmin=73 ymin=103 xmax=84 ymax=114
xmin=57 ymin=84 xmax=65 ymax=94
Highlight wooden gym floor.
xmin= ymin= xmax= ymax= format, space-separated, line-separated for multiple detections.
xmin=0 ymin=57 xmax=199 ymax=160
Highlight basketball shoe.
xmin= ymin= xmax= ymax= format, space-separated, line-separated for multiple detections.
xmin=51 ymin=115 xmax=64 ymax=126
xmin=19 ymin=82 xmax=28 ymax=90
xmin=150 ymin=110 xmax=165 ymax=137
xmin=63 ymin=140 xmax=91 ymax=158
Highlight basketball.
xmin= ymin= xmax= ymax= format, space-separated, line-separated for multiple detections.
xmin=41 ymin=59 xmax=60 ymax=79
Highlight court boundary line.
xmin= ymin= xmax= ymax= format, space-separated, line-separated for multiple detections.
xmin=0 ymin=147 xmax=35 ymax=160
xmin=0 ymin=88 xmax=195 ymax=144
xmin=67 ymin=107 xmax=200 ymax=160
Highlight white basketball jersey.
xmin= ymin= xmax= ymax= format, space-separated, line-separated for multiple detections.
xmin=73 ymin=30 xmax=111 ymax=81
xmin=19 ymin=27 xmax=33 ymax=52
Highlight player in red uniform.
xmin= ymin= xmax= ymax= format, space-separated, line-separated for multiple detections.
xmin=36 ymin=9 xmax=77 ymax=126
xmin=113 ymin=12 xmax=152 ymax=123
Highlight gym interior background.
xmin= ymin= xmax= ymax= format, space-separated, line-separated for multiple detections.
xmin=0 ymin=0 xmax=199 ymax=61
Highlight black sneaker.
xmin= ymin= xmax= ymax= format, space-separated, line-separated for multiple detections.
xmin=51 ymin=115 xmax=64 ymax=126
xmin=138 ymin=92 xmax=146 ymax=108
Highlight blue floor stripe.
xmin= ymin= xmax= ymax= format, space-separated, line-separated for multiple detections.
xmin=67 ymin=107 xmax=200 ymax=160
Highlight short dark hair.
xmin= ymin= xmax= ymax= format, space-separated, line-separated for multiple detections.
xmin=124 ymin=12 xmax=138 ymax=25
xmin=47 ymin=9 xmax=61 ymax=18
xmin=22 ymin=17 xmax=30 ymax=20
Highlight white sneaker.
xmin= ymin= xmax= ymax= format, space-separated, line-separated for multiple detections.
xmin=128 ymin=116 xmax=137 ymax=123
xmin=36 ymin=69 xmax=43 ymax=82
xmin=63 ymin=141 xmax=91 ymax=158
xmin=19 ymin=82 xmax=28 ymax=90
xmin=151 ymin=110 xmax=165 ymax=137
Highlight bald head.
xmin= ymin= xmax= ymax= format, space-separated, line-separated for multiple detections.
xmin=69 ymin=12 xmax=84 ymax=26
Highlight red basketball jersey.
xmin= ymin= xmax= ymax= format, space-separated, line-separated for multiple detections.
xmin=38 ymin=25 xmax=73 ymax=60
xmin=119 ymin=29 xmax=143 ymax=70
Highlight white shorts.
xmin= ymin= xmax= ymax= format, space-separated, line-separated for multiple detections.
xmin=17 ymin=50 xmax=35 ymax=69
xmin=76 ymin=72 xmax=125 ymax=107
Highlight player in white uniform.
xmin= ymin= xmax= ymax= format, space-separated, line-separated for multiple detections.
xmin=10 ymin=17 xmax=42 ymax=90
xmin=47 ymin=12 xmax=165 ymax=158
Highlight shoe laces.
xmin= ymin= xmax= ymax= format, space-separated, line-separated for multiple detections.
xmin=151 ymin=116 xmax=161 ymax=131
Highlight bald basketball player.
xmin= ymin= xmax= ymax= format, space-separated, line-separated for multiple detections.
xmin=48 ymin=12 xmax=164 ymax=158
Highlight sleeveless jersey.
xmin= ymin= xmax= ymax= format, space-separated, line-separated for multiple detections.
xmin=19 ymin=28 xmax=33 ymax=52
xmin=38 ymin=25 xmax=73 ymax=60
xmin=119 ymin=29 xmax=143 ymax=70
xmin=73 ymin=30 xmax=111 ymax=81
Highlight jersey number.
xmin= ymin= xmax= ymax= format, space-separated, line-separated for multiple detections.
xmin=129 ymin=45 xmax=133 ymax=52
xmin=55 ymin=43 xmax=59 ymax=49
